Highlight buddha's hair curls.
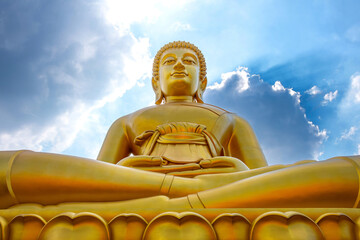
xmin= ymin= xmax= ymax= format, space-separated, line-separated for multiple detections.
xmin=152 ymin=41 xmax=207 ymax=82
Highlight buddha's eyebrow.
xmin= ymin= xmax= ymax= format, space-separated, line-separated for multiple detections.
xmin=182 ymin=53 xmax=198 ymax=63
xmin=161 ymin=53 xmax=177 ymax=63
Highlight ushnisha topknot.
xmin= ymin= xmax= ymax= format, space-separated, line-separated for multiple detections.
xmin=152 ymin=41 xmax=207 ymax=82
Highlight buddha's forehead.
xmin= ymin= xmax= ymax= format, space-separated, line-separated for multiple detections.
xmin=160 ymin=48 xmax=198 ymax=60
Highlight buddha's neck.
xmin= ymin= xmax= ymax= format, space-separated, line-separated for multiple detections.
xmin=165 ymin=96 xmax=194 ymax=103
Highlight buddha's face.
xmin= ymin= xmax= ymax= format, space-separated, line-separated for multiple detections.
xmin=159 ymin=48 xmax=200 ymax=99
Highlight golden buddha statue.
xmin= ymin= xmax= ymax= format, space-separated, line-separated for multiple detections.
xmin=1 ymin=41 xmax=360 ymax=212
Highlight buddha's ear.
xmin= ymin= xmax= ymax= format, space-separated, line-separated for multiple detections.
xmin=200 ymin=77 xmax=207 ymax=91
xmin=195 ymin=77 xmax=207 ymax=103
xmin=152 ymin=77 xmax=163 ymax=105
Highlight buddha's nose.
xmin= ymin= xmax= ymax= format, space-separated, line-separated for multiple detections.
xmin=174 ymin=61 xmax=185 ymax=71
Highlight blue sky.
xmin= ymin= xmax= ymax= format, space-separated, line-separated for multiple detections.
xmin=0 ymin=0 xmax=359 ymax=165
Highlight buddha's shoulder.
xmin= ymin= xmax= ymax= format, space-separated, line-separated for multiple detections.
xmin=181 ymin=102 xmax=231 ymax=116
xmin=111 ymin=103 xmax=248 ymax=127
xmin=109 ymin=103 xmax=249 ymax=134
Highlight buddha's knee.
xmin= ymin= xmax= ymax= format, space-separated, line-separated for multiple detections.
xmin=343 ymin=155 xmax=360 ymax=165
xmin=0 ymin=150 xmax=29 ymax=208
xmin=327 ymin=155 xmax=360 ymax=168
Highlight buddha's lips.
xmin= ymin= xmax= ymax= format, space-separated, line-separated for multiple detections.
xmin=171 ymin=72 xmax=188 ymax=77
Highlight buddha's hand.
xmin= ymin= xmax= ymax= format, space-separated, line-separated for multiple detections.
xmin=117 ymin=155 xmax=164 ymax=167
xmin=200 ymin=156 xmax=249 ymax=171
xmin=116 ymin=155 xmax=201 ymax=173
xmin=168 ymin=156 xmax=249 ymax=177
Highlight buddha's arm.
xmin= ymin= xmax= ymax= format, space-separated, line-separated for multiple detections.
xmin=228 ymin=115 xmax=268 ymax=169
xmin=97 ymin=116 xmax=131 ymax=164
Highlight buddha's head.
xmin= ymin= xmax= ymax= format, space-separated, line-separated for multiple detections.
xmin=152 ymin=41 xmax=207 ymax=104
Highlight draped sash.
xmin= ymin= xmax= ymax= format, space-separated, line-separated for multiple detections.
xmin=134 ymin=122 xmax=224 ymax=164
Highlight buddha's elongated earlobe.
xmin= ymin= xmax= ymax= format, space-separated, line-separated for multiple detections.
xmin=195 ymin=90 xmax=204 ymax=103
xmin=152 ymin=77 xmax=164 ymax=105
xmin=195 ymin=77 xmax=207 ymax=103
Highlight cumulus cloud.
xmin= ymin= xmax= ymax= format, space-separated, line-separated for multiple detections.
xmin=272 ymin=81 xmax=301 ymax=105
xmin=305 ymin=85 xmax=321 ymax=95
xmin=0 ymin=0 xmax=152 ymax=156
xmin=272 ymin=81 xmax=285 ymax=91
xmin=322 ymin=90 xmax=338 ymax=104
xmin=205 ymin=67 xmax=327 ymax=165
xmin=208 ymin=67 xmax=250 ymax=93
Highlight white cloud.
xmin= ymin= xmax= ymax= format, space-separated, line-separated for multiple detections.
xmin=339 ymin=126 xmax=357 ymax=141
xmin=272 ymin=81 xmax=301 ymax=105
xmin=103 ymin=0 xmax=194 ymax=35
xmin=272 ymin=81 xmax=285 ymax=91
xmin=308 ymin=120 xmax=328 ymax=140
xmin=323 ymin=90 xmax=338 ymax=104
xmin=339 ymin=73 xmax=360 ymax=117
xmin=288 ymin=88 xmax=301 ymax=105
xmin=205 ymin=67 xmax=326 ymax=165
xmin=0 ymin=107 xmax=82 ymax=152
xmin=337 ymin=73 xmax=360 ymax=158
xmin=103 ymin=0 xmax=160 ymax=35
xmin=313 ymin=151 xmax=324 ymax=160
xmin=121 ymin=37 xmax=152 ymax=86
xmin=305 ymin=85 xmax=321 ymax=95
xmin=349 ymin=73 xmax=360 ymax=103
xmin=208 ymin=67 xmax=250 ymax=93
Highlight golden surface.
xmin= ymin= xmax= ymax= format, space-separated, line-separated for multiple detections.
xmin=212 ymin=213 xmax=251 ymax=240
xmin=316 ymin=213 xmax=356 ymax=239
xmin=1 ymin=210 xmax=360 ymax=239
xmin=9 ymin=214 xmax=45 ymax=240
xmin=1 ymin=41 xmax=360 ymax=238
xmin=143 ymin=212 xmax=216 ymax=240
xmin=250 ymin=211 xmax=324 ymax=240
xmin=38 ymin=212 xmax=109 ymax=240
xmin=108 ymin=214 xmax=147 ymax=240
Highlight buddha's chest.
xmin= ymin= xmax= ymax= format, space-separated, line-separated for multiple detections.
xmin=130 ymin=107 xmax=220 ymax=136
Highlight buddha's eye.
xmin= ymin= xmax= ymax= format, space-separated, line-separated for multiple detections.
xmin=163 ymin=58 xmax=176 ymax=65
xmin=183 ymin=58 xmax=196 ymax=65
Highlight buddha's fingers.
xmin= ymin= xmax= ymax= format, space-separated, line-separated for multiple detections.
xmin=134 ymin=163 xmax=201 ymax=173
xmin=199 ymin=157 xmax=249 ymax=171
xmin=116 ymin=155 xmax=163 ymax=167
xmin=168 ymin=167 xmax=238 ymax=177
